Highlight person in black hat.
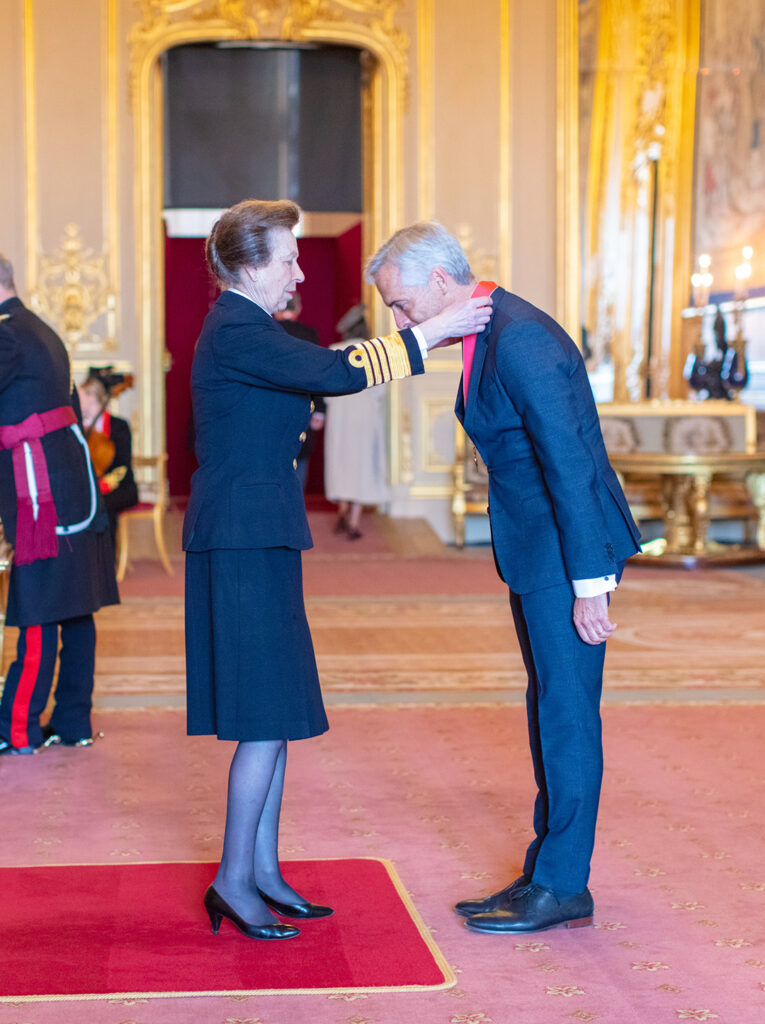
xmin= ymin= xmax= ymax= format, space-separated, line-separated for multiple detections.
xmin=78 ymin=367 xmax=138 ymax=545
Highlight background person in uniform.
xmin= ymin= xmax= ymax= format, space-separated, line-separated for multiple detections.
xmin=78 ymin=367 xmax=139 ymax=545
xmin=0 ymin=255 xmax=119 ymax=754
xmin=366 ymin=223 xmax=641 ymax=934
xmin=273 ymin=293 xmax=325 ymax=489
xmin=324 ymin=304 xmax=390 ymax=539
xmin=183 ymin=200 xmax=491 ymax=941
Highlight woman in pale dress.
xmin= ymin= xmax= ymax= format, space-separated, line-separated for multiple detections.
xmin=324 ymin=305 xmax=389 ymax=539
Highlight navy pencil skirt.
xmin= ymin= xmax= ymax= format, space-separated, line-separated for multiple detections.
xmin=185 ymin=547 xmax=329 ymax=742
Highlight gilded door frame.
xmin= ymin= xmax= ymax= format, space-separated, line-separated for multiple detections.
xmin=129 ymin=2 xmax=409 ymax=455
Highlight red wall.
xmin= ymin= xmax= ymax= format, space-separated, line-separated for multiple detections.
xmin=163 ymin=222 xmax=362 ymax=498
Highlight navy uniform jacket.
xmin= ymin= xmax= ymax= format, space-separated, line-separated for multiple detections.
xmin=278 ymin=318 xmax=326 ymax=461
xmin=0 ymin=296 xmax=119 ymax=626
xmin=456 ymin=287 xmax=641 ymax=594
xmin=183 ymin=290 xmax=423 ymax=553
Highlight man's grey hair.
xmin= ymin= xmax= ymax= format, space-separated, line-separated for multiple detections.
xmin=0 ymin=254 xmax=16 ymax=293
xmin=364 ymin=222 xmax=472 ymax=287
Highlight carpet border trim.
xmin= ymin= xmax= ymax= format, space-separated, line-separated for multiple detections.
xmin=0 ymin=857 xmax=456 ymax=1003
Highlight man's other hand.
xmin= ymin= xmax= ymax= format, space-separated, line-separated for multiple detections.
xmin=573 ymin=594 xmax=616 ymax=645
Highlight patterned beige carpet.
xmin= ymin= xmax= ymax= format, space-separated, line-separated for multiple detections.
xmin=3 ymin=511 xmax=764 ymax=707
xmin=75 ymin=559 xmax=765 ymax=707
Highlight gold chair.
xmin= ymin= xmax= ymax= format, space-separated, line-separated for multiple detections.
xmin=116 ymin=453 xmax=174 ymax=581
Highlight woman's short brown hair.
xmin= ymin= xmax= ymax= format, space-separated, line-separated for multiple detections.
xmin=205 ymin=199 xmax=301 ymax=286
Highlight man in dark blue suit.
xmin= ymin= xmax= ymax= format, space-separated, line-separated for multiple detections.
xmin=367 ymin=223 xmax=641 ymax=934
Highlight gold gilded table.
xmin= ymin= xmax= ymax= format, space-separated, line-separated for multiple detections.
xmin=609 ymin=453 xmax=765 ymax=567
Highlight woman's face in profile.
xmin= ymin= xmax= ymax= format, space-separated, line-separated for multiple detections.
xmin=247 ymin=227 xmax=304 ymax=315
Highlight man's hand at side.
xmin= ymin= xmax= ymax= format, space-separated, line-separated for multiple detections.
xmin=573 ymin=594 xmax=616 ymax=645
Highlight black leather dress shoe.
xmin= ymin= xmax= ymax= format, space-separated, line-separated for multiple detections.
xmin=465 ymin=883 xmax=594 ymax=933
xmin=257 ymin=887 xmax=334 ymax=919
xmin=454 ymin=875 xmax=529 ymax=917
xmin=203 ymin=885 xmax=300 ymax=940
xmin=0 ymin=737 xmax=36 ymax=756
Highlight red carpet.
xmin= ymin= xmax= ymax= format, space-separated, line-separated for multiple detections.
xmin=1 ymin=858 xmax=453 ymax=1001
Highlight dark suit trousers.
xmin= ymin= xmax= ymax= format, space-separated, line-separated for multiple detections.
xmin=510 ymin=581 xmax=608 ymax=894
xmin=0 ymin=614 xmax=96 ymax=747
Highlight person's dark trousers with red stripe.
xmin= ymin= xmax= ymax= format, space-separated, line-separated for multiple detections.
xmin=0 ymin=614 xmax=96 ymax=750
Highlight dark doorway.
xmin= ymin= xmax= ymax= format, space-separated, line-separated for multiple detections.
xmin=162 ymin=42 xmax=364 ymax=499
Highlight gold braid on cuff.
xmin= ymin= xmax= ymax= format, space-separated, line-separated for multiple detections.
xmin=348 ymin=332 xmax=412 ymax=387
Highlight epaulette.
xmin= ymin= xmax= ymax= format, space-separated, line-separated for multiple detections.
xmin=348 ymin=331 xmax=413 ymax=387
xmin=0 ymin=314 xmax=11 ymax=323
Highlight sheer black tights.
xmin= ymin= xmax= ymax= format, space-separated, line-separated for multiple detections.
xmin=213 ymin=739 xmax=305 ymax=924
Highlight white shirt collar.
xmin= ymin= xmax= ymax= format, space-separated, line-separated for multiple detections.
xmin=227 ymin=287 xmax=272 ymax=318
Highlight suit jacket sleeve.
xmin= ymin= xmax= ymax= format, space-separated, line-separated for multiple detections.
xmin=213 ymin=315 xmax=424 ymax=395
xmin=495 ymin=320 xmax=616 ymax=580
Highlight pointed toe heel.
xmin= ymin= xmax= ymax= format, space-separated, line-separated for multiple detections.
xmin=257 ymin=887 xmax=334 ymax=919
xmin=203 ymin=885 xmax=300 ymax=940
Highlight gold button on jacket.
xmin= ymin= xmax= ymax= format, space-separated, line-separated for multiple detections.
xmin=299 ymin=431 xmax=307 ymax=442
xmin=293 ymin=458 xmax=298 ymax=470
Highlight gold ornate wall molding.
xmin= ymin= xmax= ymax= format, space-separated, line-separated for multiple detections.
xmin=24 ymin=1 xmax=120 ymax=362
xmin=128 ymin=0 xmax=409 ymax=455
xmin=30 ymin=224 xmax=117 ymax=355
xmin=129 ymin=0 xmax=409 ymax=99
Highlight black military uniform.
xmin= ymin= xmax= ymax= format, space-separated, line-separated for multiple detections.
xmin=0 ymin=296 xmax=119 ymax=753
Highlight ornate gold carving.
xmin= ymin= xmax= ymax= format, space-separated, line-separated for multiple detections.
xmin=129 ymin=0 xmax=409 ymax=102
xmin=30 ymin=225 xmax=117 ymax=355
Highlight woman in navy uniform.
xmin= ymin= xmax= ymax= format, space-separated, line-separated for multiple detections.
xmin=0 ymin=256 xmax=119 ymax=754
xmin=184 ymin=199 xmax=491 ymax=940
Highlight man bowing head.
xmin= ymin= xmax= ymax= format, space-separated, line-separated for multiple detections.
xmin=366 ymin=222 xmax=641 ymax=934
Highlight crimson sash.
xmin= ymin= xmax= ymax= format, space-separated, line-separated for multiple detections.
xmin=0 ymin=406 xmax=77 ymax=565
xmin=462 ymin=280 xmax=496 ymax=401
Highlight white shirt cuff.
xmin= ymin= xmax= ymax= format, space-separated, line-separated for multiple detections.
xmin=411 ymin=325 xmax=428 ymax=360
xmin=572 ymin=575 xmax=617 ymax=598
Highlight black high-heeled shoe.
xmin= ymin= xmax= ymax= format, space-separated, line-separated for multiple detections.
xmin=257 ymin=887 xmax=334 ymax=919
xmin=203 ymin=885 xmax=300 ymax=940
